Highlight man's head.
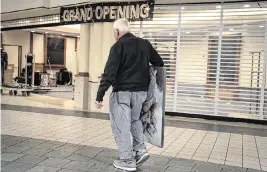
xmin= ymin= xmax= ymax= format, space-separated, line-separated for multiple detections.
xmin=113 ymin=18 xmax=130 ymax=41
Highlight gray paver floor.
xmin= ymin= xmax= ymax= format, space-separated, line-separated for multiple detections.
xmin=1 ymin=135 xmax=266 ymax=172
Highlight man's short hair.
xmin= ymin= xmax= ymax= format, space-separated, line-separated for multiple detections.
xmin=113 ymin=18 xmax=130 ymax=34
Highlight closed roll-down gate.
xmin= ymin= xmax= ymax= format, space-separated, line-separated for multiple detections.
xmin=131 ymin=2 xmax=267 ymax=120
xmin=2 ymin=2 xmax=267 ymax=120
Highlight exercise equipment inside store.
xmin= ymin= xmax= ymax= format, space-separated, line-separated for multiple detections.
xmin=2 ymin=53 xmax=35 ymax=96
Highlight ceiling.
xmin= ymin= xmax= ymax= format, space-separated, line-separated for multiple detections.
xmin=2 ymin=0 xmax=266 ymax=21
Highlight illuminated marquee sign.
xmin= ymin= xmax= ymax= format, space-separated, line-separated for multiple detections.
xmin=60 ymin=1 xmax=154 ymax=24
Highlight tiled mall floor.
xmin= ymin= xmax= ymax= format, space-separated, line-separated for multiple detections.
xmin=1 ymin=94 xmax=267 ymax=172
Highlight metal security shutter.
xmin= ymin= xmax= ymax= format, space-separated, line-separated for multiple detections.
xmin=177 ymin=5 xmax=221 ymax=116
xmin=131 ymin=6 xmax=179 ymax=112
xmin=218 ymin=3 xmax=267 ymax=120
xmin=131 ymin=2 xmax=267 ymax=120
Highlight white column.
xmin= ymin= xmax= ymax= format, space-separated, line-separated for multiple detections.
xmin=259 ymin=21 xmax=267 ymax=120
xmin=102 ymin=22 xmax=115 ymax=68
xmin=214 ymin=6 xmax=224 ymax=116
xmin=88 ymin=23 xmax=115 ymax=113
xmin=89 ymin=23 xmax=104 ymax=82
xmin=75 ymin=24 xmax=90 ymax=110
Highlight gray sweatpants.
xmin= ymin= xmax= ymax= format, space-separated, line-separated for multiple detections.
xmin=109 ymin=91 xmax=147 ymax=161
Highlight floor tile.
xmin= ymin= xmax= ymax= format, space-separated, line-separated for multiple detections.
xmin=208 ymin=158 xmax=225 ymax=164
xmin=23 ymin=147 xmax=52 ymax=156
xmin=243 ymin=163 xmax=262 ymax=170
xmin=97 ymin=149 xmax=119 ymax=159
xmin=1 ymin=160 xmax=12 ymax=167
xmin=62 ymin=160 xmax=95 ymax=171
xmin=219 ymin=164 xmax=247 ymax=172
xmin=65 ymin=153 xmax=93 ymax=162
xmin=38 ymin=158 xmax=71 ymax=168
xmin=261 ymin=166 xmax=267 ymax=171
xmin=75 ymin=146 xmax=104 ymax=158
xmin=138 ymin=163 xmax=168 ymax=172
xmin=146 ymin=155 xmax=171 ymax=166
xmin=43 ymin=150 xmax=74 ymax=159
xmin=15 ymin=155 xmax=47 ymax=165
xmin=55 ymin=145 xmax=81 ymax=152
xmin=1 ymin=153 xmax=24 ymax=161
xmin=25 ymin=165 xmax=60 ymax=172
xmin=35 ymin=142 xmax=63 ymax=150
xmin=192 ymin=162 xmax=222 ymax=172
xmin=192 ymin=156 xmax=208 ymax=162
xmin=2 ymin=146 xmax=31 ymax=154
xmin=225 ymin=161 xmax=243 ymax=168
xmin=1 ymin=162 xmax=35 ymax=172
xmin=247 ymin=168 xmax=264 ymax=172
xmin=167 ymin=159 xmax=195 ymax=170
xmin=57 ymin=169 xmax=76 ymax=172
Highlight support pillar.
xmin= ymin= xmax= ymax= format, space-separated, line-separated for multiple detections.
xmin=75 ymin=24 xmax=90 ymax=110
xmin=89 ymin=23 xmax=104 ymax=82
xmin=88 ymin=23 xmax=115 ymax=113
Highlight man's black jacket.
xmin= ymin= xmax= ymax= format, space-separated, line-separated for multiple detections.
xmin=96 ymin=33 xmax=164 ymax=102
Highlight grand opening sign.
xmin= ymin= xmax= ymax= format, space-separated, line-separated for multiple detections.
xmin=60 ymin=1 xmax=155 ymax=24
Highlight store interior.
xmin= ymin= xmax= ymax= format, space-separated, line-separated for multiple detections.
xmin=1 ymin=22 xmax=116 ymax=102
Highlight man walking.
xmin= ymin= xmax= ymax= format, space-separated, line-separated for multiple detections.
xmin=95 ymin=18 xmax=164 ymax=171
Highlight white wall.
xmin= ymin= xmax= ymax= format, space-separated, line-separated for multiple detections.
xmin=33 ymin=34 xmax=44 ymax=64
xmin=66 ymin=37 xmax=78 ymax=84
xmin=2 ymin=30 xmax=31 ymax=72
xmin=1 ymin=0 xmax=49 ymax=13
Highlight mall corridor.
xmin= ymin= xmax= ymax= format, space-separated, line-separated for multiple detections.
xmin=1 ymin=95 xmax=267 ymax=172
xmin=1 ymin=0 xmax=267 ymax=171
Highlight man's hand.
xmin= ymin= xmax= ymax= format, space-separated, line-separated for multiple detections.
xmin=95 ymin=101 xmax=103 ymax=109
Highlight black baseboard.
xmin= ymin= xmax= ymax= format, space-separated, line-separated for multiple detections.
xmin=166 ymin=112 xmax=267 ymax=125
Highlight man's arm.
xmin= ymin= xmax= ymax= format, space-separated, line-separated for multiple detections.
xmin=148 ymin=41 xmax=164 ymax=67
xmin=96 ymin=44 xmax=121 ymax=102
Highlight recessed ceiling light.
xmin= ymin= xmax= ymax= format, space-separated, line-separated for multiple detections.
xmin=243 ymin=4 xmax=250 ymax=8
xmin=229 ymin=28 xmax=234 ymax=31
xmin=216 ymin=5 xmax=221 ymax=9
xmin=259 ymin=25 xmax=265 ymax=28
xmin=31 ymin=31 xmax=35 ymax=32
xmin=181 ymin=6 xmax=185 ymax=10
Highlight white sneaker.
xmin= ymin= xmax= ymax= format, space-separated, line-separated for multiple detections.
xmin=136 ymin=152 xmax=150 ymax=167
xmin=113 ymin=160 xmax=137 ymax=171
